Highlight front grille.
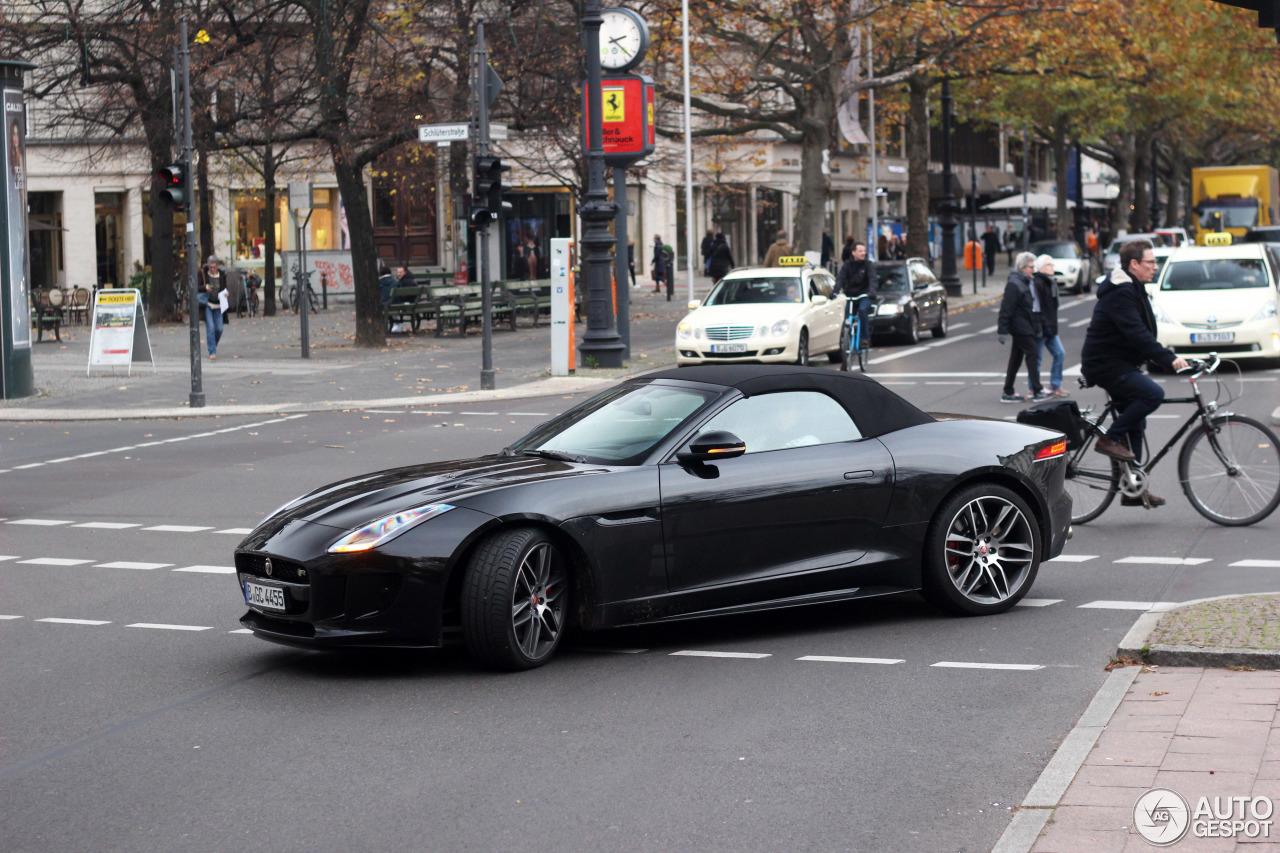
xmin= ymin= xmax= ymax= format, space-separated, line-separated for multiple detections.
xmin=235 ymin=552 xmax=310 ymax=582
xmin=1182 ymin=321 xmax=1243 ymax=330
xmin=705 ymin=325 xmax=756 ymax=341
xmin=1175 ymin=343 xmax=1260 ymax=354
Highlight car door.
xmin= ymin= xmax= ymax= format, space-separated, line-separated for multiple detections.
xmin=908 ymin=260 xmax=941 ymax=328
xmin=658 ymin=390 xmax=895 ymax=593
xmin=805 ymin=271 xmax=841 ymax=351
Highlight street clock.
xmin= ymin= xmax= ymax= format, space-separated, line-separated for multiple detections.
xmin=599 ymin=7 xmax=650 ymax=72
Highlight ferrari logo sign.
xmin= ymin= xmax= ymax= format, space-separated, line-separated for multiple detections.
xmin=602 ymin=87 xmax=625 ymax=123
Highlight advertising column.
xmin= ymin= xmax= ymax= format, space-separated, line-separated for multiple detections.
xmin=0 ymin=60 xmax=35 ymax=399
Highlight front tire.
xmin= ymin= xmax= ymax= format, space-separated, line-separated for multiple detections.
xmin=930 ymin=306 xmax=948 ymax=339
xmin=461 ymin=527 xmax=569 ymax=670
xmin=1178 ymin=415 xmax=1280 ymax=526
xmin=903 ymin=310 xmax=920 ymax=345
xmin=921 ymin=484 xmax=1040 ymax=615
xmin=795 ymin=329 xmax=810 ymax=366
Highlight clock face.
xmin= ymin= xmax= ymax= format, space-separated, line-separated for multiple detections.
xmin=599 ymin=8 xmax=649 ymax=72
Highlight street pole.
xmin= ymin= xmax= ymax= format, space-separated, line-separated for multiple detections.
xmin=297 ymin=209 xmax=311 ymax=358
xmin=180 ymin=18 xmax=203 ymax=408
xmin=475 ymin=17 xmax=496 ymax=389
xmin=1021 ymin=124 xmax=1031 ymax=251
xmin=1074 ymin=144 xmax=1087 ymax=249
xmin=938 ymin=78 xmax=961 ymax=298
xmin=1150 ymin=138 xmax=1162 ymax=228
xmin=614 ymin=167 xmax=630 ymax=359
xmin=577 ymin=0 xmax=625 ymax=368
xmin=867 ymin=30 xmax=877 ymax=258
xmin=971 ymin=161 xmax=978 ymax=295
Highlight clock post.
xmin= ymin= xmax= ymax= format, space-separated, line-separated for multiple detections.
xmin=577 ymin=0 xmax=626 ymax=368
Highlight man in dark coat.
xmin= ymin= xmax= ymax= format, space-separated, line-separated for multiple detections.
xmin=981 ymin=226 xmax=1001 ymax=276
xmin=700 ymin=228 xmax=715 ymax=275
xmin=706 ymin=233 xmax=735 ymax=283
xmin=1081 ymin=239 xmax=1188 ymax=506
xmin=836 ymin=241 xmax=878 ymax=367
xmin=997 ymin=251 xmax=1048 ymax=403
xmin=651 ymin=235 xmax=667 ymax=293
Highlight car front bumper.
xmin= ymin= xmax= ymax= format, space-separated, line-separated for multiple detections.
xmin=1159 ymin=318 xmax=1280 ymax=359
xmin=675 ymin=335 xmax=800 ymax=364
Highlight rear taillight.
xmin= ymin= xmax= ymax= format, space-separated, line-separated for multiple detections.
xmin=1034 ymin=439 xmax=1067 ymax=461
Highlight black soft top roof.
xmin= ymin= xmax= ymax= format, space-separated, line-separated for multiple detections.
xmin=637 ymin=365 xmax=934 ymax=438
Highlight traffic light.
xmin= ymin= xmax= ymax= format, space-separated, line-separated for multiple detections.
xmin=157 ymin=163 xmax=186 ymax=207
xmin=472 ymin=156 xmax=511 ymax=225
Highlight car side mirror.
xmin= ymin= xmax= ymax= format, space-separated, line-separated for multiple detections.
xmin=811 ymin=294 xmax=829 ymax=305
xmin=677 ymin=430 xmax=747 ymax=464
xmin=687 ymin=299 xmax=702 ymax=310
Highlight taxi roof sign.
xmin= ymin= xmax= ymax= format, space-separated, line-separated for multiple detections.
xmin=777 ymin=256 xmax=810 ymax=266
xmin=1204 ymin=232 xmax=1233 ymax=246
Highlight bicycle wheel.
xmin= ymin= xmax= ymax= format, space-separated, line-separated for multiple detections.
xmin=840 ymin=325 xmax=854 ymax=371
xmin=856 ymin=341 xmax=868 ymax=372
xmin=1178 ymin=415 xmax=1280 ymax=526
xmin=1064 ymin=433 xmax=1119 ymax=524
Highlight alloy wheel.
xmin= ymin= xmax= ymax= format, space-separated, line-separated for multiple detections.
xmin=942 ymin=495 xmax=1035 ymax=605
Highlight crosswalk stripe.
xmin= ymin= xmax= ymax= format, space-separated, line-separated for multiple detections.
xmin=126 ymin=623 xmax=212 ymax=632
xmin=19 ymin=557 xmax=94 ymax=566
xmin=216 ymin=528 xmax=253 ymax=535
xmin=1114 ymin=557 xmax=1212 ymax=566
xmin=172 ymin=565 xmax=236 ymax=574
xmin=1049 ymin=555 xmax=1097 ymax=563
xmin=72 ymin=522 xmax=142 ymax=530
xmin=37 ymin=617 xmax=111 ymax=625
xmin=143 ymin=525 xmax=214 ymax=533
xmin=1230 ymin=560 xmax=1280 ymax=568
xmin=797 ymin=655 xmax=904 ymax=664
xmin=6 ymin=518 xmax=73 ymax=526
xmin=670 ymin=650 xmax=770 ymax=659
xmin=1078 ymin=601 xmax=1179 ymax=611
xmin=1016 ymin=599 xmax=1063 ymax=607
xmin=931 ymin=662 xmax=1044 ymax=670
xmin=95 ymin=561 xmax=172 ymax=570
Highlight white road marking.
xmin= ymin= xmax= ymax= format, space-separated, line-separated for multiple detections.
xmin=0 ymin=555 xmax=18 ymax=562
xmin=126 ymin=623 xmax=212 ymax=632
xmin=870 ymin=372 xmax=1005 ymax=378
xmin=216 ymin=528 xmax=253 ymax=535
xmin=229 ymin=628 xmax=254 ymax=634
xmin=173 ymin=565 xmax=236 ymax=574
xmin=880 ymin=382 xmax=917 ymax=386
xmin=0 ymin=615 xmax=23 ymax=620
xmin=143 ymin=525 xmax=214 ymax=533
xmin=19 ymin=557 xmax=94 ymax=566
xmin=1016 ymin=599 xmax=1063 ymax=607
xmin=924 ymin=333 xmax=980 ymax=348
xmin=37 ymin=618 xmax=111 ymax=625
xmin=1231 ymin=560 xmax=1280 ymax=568
xmin=6 ymin=518 xmax=73 ymax=526
xmin=1048 ymin=554 xmax=1097 ymax=563
xmin=1078 ymin=601 xmax=1179 ymax=611
xmin=796 ymin=655 xmax=903 ymax=664
xmin=948 ymin=322 xmax=971 ymax=330
xmin=508 ymin=412 xmax=551 ymax=417
xmin=926 ymin=381 xmax=965 ymax=385
xmin=931 ymin=662 xmax=1045 ymax=671
xmin=980 ymin=324 xmax=999 ymax=334
xmin=95 ymin=561 xmax=171 ymax=570
xmin=13 ymin=463 xmax=46 ymax=469
xmin=72 ymin=522 xmax=142 ymax=530
xmin=867 ymin=346 xmax=930 ymax=364
xmin=670 ymin=650 xmax=771 ymax=659
xmin=410 ymin=410 xmax=452 ymax=415
xmin=1114 ymin=557 xmax=1212 ymax=566
xmin=456 ymin=412 xmax=499 ymax=416
xmin=1069 ymin=317 xmax=1091 ymax=328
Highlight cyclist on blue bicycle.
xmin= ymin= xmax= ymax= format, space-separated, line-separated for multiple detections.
xmin=836 ymin=240 xmax=878 ymax=355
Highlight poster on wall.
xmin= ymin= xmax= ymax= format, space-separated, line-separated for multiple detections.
xmin=280 ymin=250 xmax=355 ymax=298
xmin=87 ymin=288 xmax=154 ymax=375
xmin=4 ymin=88 xmax=30 ymax=348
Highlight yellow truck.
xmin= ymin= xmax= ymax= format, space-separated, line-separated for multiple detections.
xmin=1192 ymin=165 xmax=1279 ymax=245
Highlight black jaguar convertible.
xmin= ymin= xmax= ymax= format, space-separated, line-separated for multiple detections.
xmin=236 ymin=365 xmax=1072 ymax=670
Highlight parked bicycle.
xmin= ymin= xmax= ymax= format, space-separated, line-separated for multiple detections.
xmin=241 ymin=273 xmax=261 ymax=318
xmin=1063 ymin=354 xmax=1280 ymax=526
xmin=839 ymin=292 xmax=871 ymax=372
xmin=286 ymin=265 xmax=319 ymax=315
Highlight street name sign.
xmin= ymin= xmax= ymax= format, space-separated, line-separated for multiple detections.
xmin=418 ymin=123 xmax=508 ymax=143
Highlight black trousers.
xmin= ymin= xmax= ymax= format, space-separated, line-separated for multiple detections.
xmin=1004 ymin=334 xmax=1043 ymax=396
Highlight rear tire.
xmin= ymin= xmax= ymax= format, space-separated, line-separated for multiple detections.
xmin=1065 ymin=437 xmax=1119 ymax=524
xmin=461 ymin=527 xmax=569 ymax=671
xmin=921 ymin=483 xmax=1040 ymax=615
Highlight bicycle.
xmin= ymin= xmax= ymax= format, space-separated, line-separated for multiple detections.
xmin=1064 ymin=353 xmax=1280 ymax=526
xmin=286 ymin=265 xmax=319 ymax=315
xmin=839 ymin=293 xmax=871 ymax=372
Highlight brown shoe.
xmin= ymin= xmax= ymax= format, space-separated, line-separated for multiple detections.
xmin=1121 ymin=491 xmax=1167 ymax=507
xmin=1094 ymin=434 xmax=1135 ymax=461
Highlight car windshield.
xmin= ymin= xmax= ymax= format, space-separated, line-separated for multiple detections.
xmin=1160 ymin=258 xmax=1271 ymax=291
xmin=1107 ymin=237 xmax=1152 ymax=255
xmin=1030 ymin=241 xmax=1077 ymax=258
xmin=506 ymin=383 xmax=717 ymax=464
xmin=875 ymin=265 xmax=910 ymax=293
xmin=705 ymin=277 xmax=802 ymax=306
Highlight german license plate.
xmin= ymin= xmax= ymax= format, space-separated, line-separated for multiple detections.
xmin=244 ymin=580 xmax=286 ymax=611
xmin=1191 ymin=332 xmax=1234 ymax=343
xmin=710 ymin=343 xmax=748 ymax=353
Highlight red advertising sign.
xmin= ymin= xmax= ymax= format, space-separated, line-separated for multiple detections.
xmin=582 ymin=74 xmax=654 ymax=167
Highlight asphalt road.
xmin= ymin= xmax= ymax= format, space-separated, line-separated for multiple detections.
xmin=3 ymin=294 xmax=1278 ymax=852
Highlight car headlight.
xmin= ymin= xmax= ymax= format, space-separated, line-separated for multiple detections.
xmin=1151 ymin=301 xmax=1174 ymax=325
xmin=878 ymin=303 xmax=902 ymax=315
xmin=1065 ymin=262 xmax=1077 ymax=272
xmin=1251 ymin=301 xmax=1278 ymax=322
xmin=770 ymin=319 xmax=790 ymax=337
xmin=677 ymin=322 xmax=693 ymax=339
xmin=327 ymin=504 xmax=455 ymax=553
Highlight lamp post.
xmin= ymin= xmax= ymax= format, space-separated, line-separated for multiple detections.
xmin=577 ymin=0 xmax=625 ymax=368
xmin=1149 ymin=138 xmax=1162 ymax=228
xmin=937 ymin=77 xmax=961 ymax=298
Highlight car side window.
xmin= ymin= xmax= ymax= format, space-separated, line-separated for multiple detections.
xmin=810 ymin=273 xmax=834 ymax=298
xmin=694 ymin=391 xmax=861 ymax=454
xmin=909 ymin=261 xmax=936 ymax=286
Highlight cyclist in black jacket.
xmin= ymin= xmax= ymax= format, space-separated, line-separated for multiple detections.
xmin=837 ymin=241 xmax=878 ymax=354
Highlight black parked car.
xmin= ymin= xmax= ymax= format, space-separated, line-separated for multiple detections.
xmin=236 ymin=366 xmax=1072 ymax=670
xmin=870 ymin=258 xmax=948 ymax=343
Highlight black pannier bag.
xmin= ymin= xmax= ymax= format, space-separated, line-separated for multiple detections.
xmin=1016 ymin=399 xmax=1085 ymax=449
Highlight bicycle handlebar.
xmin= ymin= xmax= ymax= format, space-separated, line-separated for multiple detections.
xmin=1177 ymin=352 xmax=1220 ymax=380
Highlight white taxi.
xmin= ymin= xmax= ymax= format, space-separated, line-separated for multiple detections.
xmin=675 ymin=259 xmax=845 ymax=366
xmin=1149 ymin=244 xmax=1280 ymax=364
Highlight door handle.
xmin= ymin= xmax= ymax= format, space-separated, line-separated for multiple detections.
xmin=843 ymin=470 xmax=875 ymax=480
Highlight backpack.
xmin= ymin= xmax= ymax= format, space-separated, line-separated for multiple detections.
xmin=661 ymin=243 xmax=675 ymax=264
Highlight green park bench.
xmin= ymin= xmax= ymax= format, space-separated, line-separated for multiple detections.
xmin=427 ymin=284 xmax=515 ymax=337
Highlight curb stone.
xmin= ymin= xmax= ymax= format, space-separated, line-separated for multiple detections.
xmin=1115 ymin=592 xmax=1280 ymax=668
